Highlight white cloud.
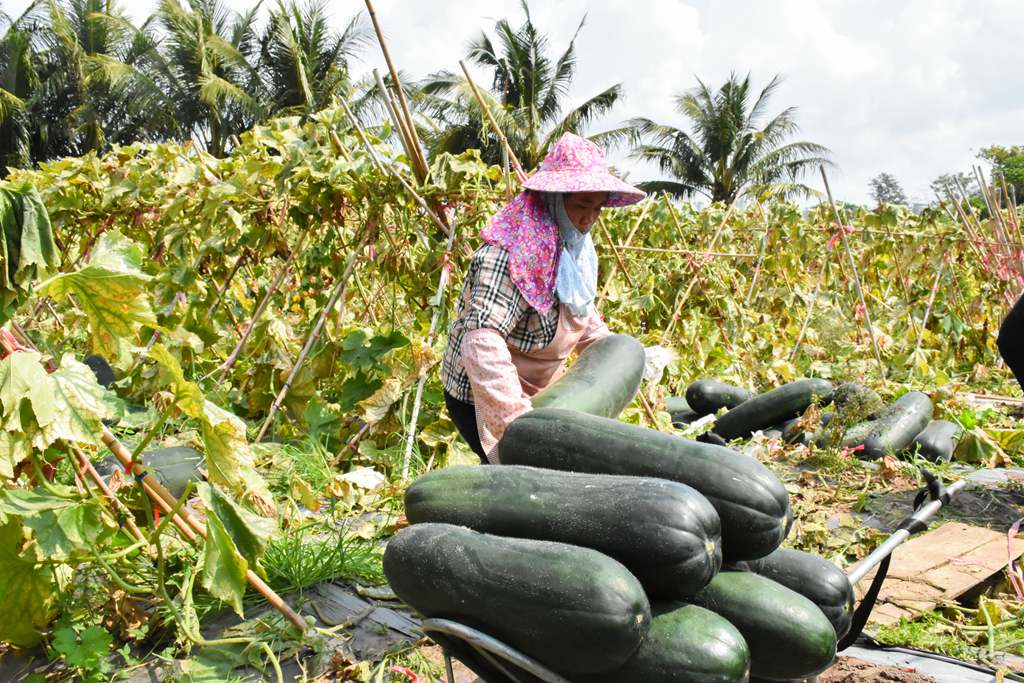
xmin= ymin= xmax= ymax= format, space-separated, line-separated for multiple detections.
xmin=4 ymin=0 xmax=1022 ymax=204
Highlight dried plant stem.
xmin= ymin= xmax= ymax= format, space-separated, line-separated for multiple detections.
xmin=402 ymin=209 xmax=459 ymax=481
xmin=257 ymin=251 xmax=360 ymax=442
xmin=215 ymin=228 xmax=309 ymax=381
xmin=821 ymin=166 xmax=887 ymax=381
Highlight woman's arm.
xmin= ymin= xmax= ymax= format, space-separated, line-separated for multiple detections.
xmin=462 ymin=329 xmax=532 ymax=461
xmin=456 ymin=245 xmax=537 ymax=462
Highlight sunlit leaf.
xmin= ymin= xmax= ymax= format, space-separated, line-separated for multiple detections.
xmin=38 ymin=232 xmax=158 ymax=365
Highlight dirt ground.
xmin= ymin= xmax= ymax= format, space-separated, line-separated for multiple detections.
xmin=819 ymin=656 xmax=938 ymax=682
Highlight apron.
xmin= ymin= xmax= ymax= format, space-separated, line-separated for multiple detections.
xmin=509 ymin=304 xmax=589 ymax=395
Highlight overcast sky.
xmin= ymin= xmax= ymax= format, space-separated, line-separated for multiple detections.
xmin=4 ymin=0 xmax=1022 ymax=205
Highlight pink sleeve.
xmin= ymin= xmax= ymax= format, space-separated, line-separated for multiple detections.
xmin=461 ymin=328 xmax=533 ymax=463
xmin=574 ymin=305 xmax=613 ymax=354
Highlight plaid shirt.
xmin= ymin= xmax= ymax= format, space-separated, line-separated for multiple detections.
xmin=441 ymin=244 xmax=560 ymax=403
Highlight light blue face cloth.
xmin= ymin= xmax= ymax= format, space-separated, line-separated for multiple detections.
xmin=540 ymin=192 xmax=598 ymax=317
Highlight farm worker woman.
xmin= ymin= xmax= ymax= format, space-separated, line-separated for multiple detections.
xmin=440 ymin=132 xmax=645 ymax=463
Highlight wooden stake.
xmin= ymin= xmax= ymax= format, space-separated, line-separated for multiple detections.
xmin=459 ymin=60 xmax=527 ymax=182
xmin=256 ymin=251 xmax=360 ymax=442
xmin=373 ymin=68 xmax=418 ymax=168
xmin=820 ymin=166 xmax=887 ymax=381
xmin=338 ymin=101 xmax=452 ymax=241
xmin=209 ymin=250 xmax=248 ymax=318
xmin=401 ymin=207 xmax=458 ymax=481
xmin=659 ymin=204 xmax=735 ymax=345
xmin=789 ymin=252 xmax=831 ymax=362
xmin=909 ymin=259 xmax=945 ymax=380
xmin=596 ymin=220 xmax=637 ymax=300
xmin=597 ymin=200 xmax=652 ymax=302
xmin=214 ymin=229 xmax=310 ymax=382
xmin=363 ymin=0 xmax=428 ymax=183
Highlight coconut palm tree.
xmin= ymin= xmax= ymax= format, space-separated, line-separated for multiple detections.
xmin=1 ymin=0 xmax=173 ymax=167
xmin=628 ymin=73 xmax=831 ymax=204
xmin=419 ymin=0 xmax=623 ymax=169
xmin=154 ymin=0 xmax=263 ymax=157
xmin=0 ymin=16 xmax=39 ymax=170
xmin=257 ymin=1 xmax=368 ymax=118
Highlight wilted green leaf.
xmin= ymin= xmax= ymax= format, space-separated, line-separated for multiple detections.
xmin=197 ymin=483 xmax=275 ymax=574
xmin=358 ymin=377 xmax=404 ymax=426
xmin=201 ymin=511 xmax=248 ymax=617
xmin=150 ymin=345 xmax=275 ymax=513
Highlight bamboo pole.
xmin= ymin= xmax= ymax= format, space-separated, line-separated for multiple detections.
xmin=459 ymin=60 xmax=527 ymax=183
xmin=820 ymin=166 xmax=887 ymax=381
xmin=256 ymin=251 xmax=360 ymax=442
xmin=209 ymin=250 xmax=248 ymax=318
xmin=363 ymin=0 xmax=428 ymax=183
xmin=401 ymin=208 xmax=459 ymax=481
xmin=596 ymin=220 xmax=637 ymax=298
xmin=909 ymin=259 xmax=945 ymax=380
xmin=96 ymin=427 xmax=307 ymax=631
xmin=788 ymin=252 xmax=831 ymax=362
xmin=745 ymin=216 xmax=771 ymax=304
xmin=337 ymin=102 xmax=452 ymax=241
xmin=0 ymin=327 xmax=307 ymax=632
xmin=373 ymin=68 xmax=418 ymax=168
xmin=214 ymin=229 xmax=310 ymax=382
xmin=614 ymin=245 xmax=757 ymax=258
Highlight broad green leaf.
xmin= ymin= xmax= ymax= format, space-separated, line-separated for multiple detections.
xmin=0 ymin=353 xmax=116 ymax=464
xmin=201 ymin=511 xmax=248 ymax=617
xmin=38 ymin=231 xmax=157 ymax=365
xmin=52 ymin=624 xmax=113 ymax=672
xmin=0 ymin=487 xmax=114 ymax=561
xmin=0 ymin=518 xmax=56 ymax=647
xmin=340 ymin=329 xmax=408 ymax=371
xmin=197 ymin=483 xmax=275 ymax=573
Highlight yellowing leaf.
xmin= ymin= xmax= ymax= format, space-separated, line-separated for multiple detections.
xmin=0 ymin=351 xmax=53 ymax=431
xmin=358 ymin=377 xmax=404 ymax=426
xmin=291 ymin=476 xmax=321 ymax=512
xmin=39 ymin=355 xmax=120 ymax=446
xmin=38 ymin=231 xmax=158 ymax=365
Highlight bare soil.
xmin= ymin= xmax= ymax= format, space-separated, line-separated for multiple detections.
xmin=819 ymin=656 xmax=938 ymax=683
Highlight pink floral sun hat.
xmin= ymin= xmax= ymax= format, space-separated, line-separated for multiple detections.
xmin=522 ymin=132 xmax=646 ymax=207
xmin=480 ymin=133 xmax=645 ymax=313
